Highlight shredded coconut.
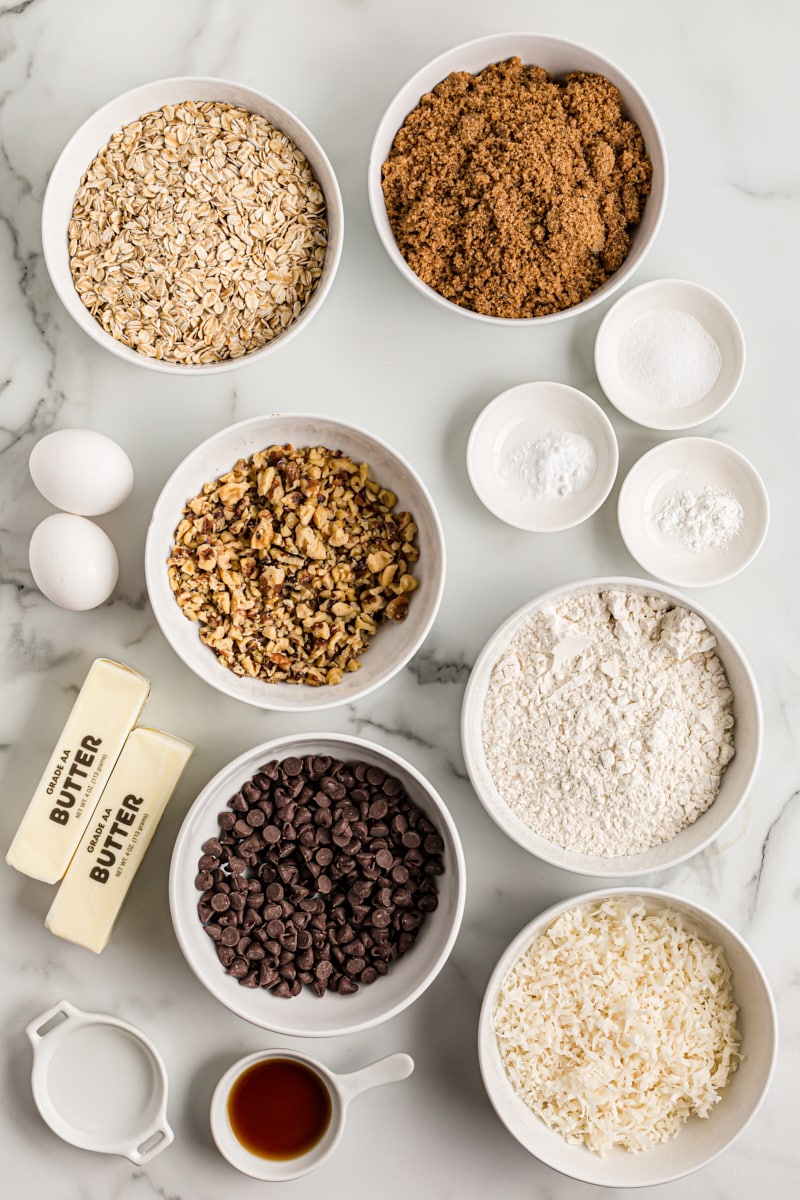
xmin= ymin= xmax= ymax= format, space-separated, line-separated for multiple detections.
xmin=493 ymin=896 xmax=741 ymax=1155
xmin=618 ymin=309 xmax=722 ymax=408
xmin=481 ymin=590 xmax=735 ymax=856
xmin=502 ymin=431 xmax=597 ymax=502
xmin=655 ymin=486 xmax=744 ymax=553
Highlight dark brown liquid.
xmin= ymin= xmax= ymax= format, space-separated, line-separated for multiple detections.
xmin=227 ymin=1058 xmax=332 ymax=1160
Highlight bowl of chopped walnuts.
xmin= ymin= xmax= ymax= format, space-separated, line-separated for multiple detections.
xmin=145 ymin=413 xmax=445 ymax=710
xmin=368 ymin=33 xmax=667 ymax=324
xmin=42 ymin=77 xmax=343 ymax=372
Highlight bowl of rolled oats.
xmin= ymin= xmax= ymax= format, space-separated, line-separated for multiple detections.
xmin=42 ymin=77 xmax=343 ymax=371
xmin=145 ymin=413 xmax=445 ymax=710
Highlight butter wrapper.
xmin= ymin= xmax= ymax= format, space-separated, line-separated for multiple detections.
xmin=7 ymin=658 xmax=150 ymax=883
xmin=46 ymin=727 xmax=193 ymax=953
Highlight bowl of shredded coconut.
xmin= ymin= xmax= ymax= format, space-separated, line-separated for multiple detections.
xmin=618 ymin=438 xmax=769 ymax=587
xmin=479 ymin=888 xmax=777 ymax=1187
xmin=462 ymin=578 xmax=761 ymax=876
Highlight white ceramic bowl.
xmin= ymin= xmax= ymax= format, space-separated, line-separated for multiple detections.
xmin=210 ymin=1049 xmax=414 ymax=1180
xmin=145 ymin=413 xmax=444 ymax=711
xmin=42 ymin=76 xmax=343 ymax=374
xmin=461 ymin=577 xmax=761 ymax=877
xmin=466 ymin=381 xmax=619 ymax=531
xmin=479 ymin=887 xmax=778 ymax=1188
xmin=169 ymin=734 xmax=466 ymax=1037
xmin=618 ymin=438 xmax=769 ymax=587
xmin=595 ymin=279 xmax=745 ymax=429
xmin=368 ymin=33 xmax=667 ymax=325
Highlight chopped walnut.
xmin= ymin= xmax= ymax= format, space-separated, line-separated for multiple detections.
xmin=166 ymin=443 xmax=420 ymax=685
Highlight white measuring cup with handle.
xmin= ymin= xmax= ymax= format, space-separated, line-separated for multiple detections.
xmin=27 ymin=998 xmax=173 ymax=1163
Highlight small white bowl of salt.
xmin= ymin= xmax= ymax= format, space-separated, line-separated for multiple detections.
xmin=466 ymin=381 xmax=619 ymax=532
xmin=595 ymin=279 xmax=745 ymax=430
xmin=618 ymin=437 xmax=769 ymax=587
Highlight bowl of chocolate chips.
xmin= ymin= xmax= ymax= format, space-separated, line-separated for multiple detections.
xmin=169 ymin=732 xmax=466 ymax=1036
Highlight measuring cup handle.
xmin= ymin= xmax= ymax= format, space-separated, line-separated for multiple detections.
xmin=125 ymin=1116 xmax=175 ymax=1164
xmin=25 ymin=999 xmax=81 ymax=1044
xmin=336 ymin=1053 xmax=414 ymax=1103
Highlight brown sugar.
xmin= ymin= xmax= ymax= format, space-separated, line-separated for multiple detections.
xmin=381 ymin=58 xmax=653 ymax=319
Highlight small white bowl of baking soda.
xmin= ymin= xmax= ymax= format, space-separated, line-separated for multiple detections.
xmin=467 ymin=381 xmax=618 ymax=532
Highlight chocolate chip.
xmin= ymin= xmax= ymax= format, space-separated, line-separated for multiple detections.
xmin=195 ymin=754 xmax=445 ymax=1000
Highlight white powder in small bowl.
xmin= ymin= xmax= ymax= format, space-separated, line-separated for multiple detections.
xmin=655 ymin=486 xmax=744 ymax=553
xmin=619 ymin=309 xmax=722 ymax=409
xmin=502 ymin=431 xmax=597 ymax=502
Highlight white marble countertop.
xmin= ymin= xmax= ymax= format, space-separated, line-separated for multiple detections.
xmin=1 ymin=1 xmax=798 ymax=1196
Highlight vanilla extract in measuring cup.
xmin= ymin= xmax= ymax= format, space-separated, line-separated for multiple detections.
xmin=227 ymin=1057 xmax=332 ymax=1160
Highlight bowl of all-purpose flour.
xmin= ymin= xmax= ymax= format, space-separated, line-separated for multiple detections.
xmin=461 ymin=578 xmax=761 ymax=877
xmin=618 ymin=438 xmax=769 ymax=587
xmin=594 ymin=279 xmax=745 ymax=430
xmin=467 ymin=382 xmax=618 ymax=531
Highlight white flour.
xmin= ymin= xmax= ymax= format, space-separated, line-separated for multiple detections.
xmin=481 ymin=590 xmax=735 ymax=856
xmin=655 ymin=486 xmax=744 ymax=552
xmin=503 ymin=431 xmax=597 ymax=502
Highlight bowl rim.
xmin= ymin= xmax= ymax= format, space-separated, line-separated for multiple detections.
xmin=594 ymin=278 xmax=746 ymax=430
xmin=368 ymin=31 xmax=669 ymax=326
xmin=465 ymin=380 xmax=620 ymax=531
xmin=168 ymin=731 xmax=467 ymax=1037
xmin=478 ymin=885 xmax=779 ymax=1188
xmin=617 ymin=437 xmax=770 ymax=587
xmin=144 ymin=411 xmax=446 ymax=711
xmin=41 ymin=74 xmax=344 ymax=375
xmin=461 ymin=575 xmax=762 ymax=876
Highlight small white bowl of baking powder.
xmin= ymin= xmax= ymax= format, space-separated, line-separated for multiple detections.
xmin=618 ymin=438 xmax=769 ymax=587
xmin=467 ymin=382 xmax=619 ymax=531
xmin=595 ymin=279 xmax=745 ymax=430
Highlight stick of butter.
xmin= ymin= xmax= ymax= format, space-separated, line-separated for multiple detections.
xmin=6 ymin=658 xmax=150 ymax=883
xmin=46 ymin=727 xmax=194 ymax=954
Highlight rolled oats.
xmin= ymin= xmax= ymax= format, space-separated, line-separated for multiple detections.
xmin=68 ymin=101 xmax=328 ymax=363
xmin=167 ymin=444 xmax=420 ymax=685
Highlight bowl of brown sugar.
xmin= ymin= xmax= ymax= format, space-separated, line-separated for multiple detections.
xmin=368 ymin=34 xmax=667 ymax=324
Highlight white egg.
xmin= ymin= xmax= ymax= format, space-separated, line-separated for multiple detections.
xmin=29 ymin=428 xmax=134 ymax=516
xmin=29 ymin=514 xmax=119 ymax=611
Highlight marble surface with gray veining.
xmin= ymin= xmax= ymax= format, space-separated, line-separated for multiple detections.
xmin=1 ymin=1 xmax=798 ymax=1196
